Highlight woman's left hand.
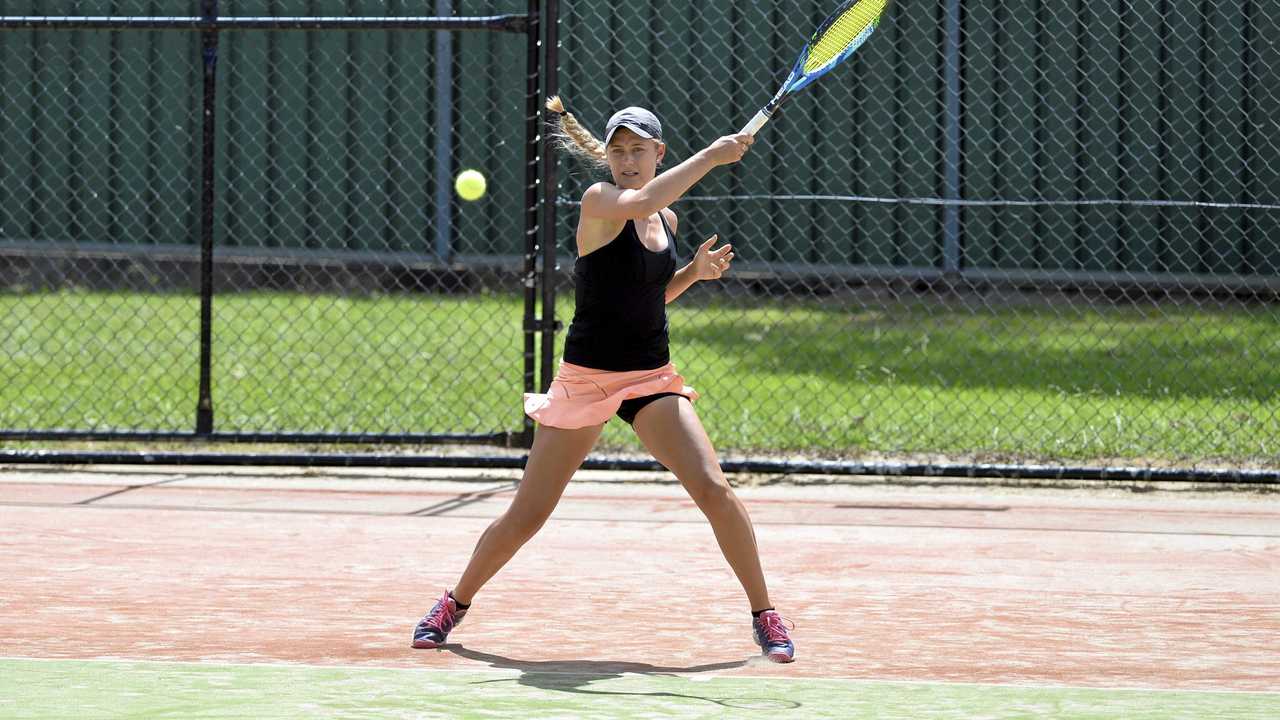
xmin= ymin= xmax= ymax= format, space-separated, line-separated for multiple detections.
xmin=693 ymin=234 xmax=734 ymax=281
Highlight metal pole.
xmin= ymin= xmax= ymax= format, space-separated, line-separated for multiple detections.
xmin=942 ymin=0 xmax=962 ymax=275
xmin=433 ymin=0 xmax=454 ymax=263
xmin=0 ymin=15 xmax=530 ymax=31
xmin=539 ymin=0 xmax=560 ymax=396
xmin=195 ymin=0 xmax=218 ymax=435
xmin=521 ymin=0 xmax=541 ymax=447
xmin=5 ymin=449 xmax=1279 ymax=485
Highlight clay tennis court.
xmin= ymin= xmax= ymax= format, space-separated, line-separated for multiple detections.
xmin=2 ymin=465 xmax=1277 ymax=718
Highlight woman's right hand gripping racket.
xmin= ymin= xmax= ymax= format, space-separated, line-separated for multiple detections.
xmin=739 ymin=0 xmax=890 ymax=136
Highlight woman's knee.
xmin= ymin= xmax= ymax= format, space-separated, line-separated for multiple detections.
xmin=498 ymin=504 xmax=554 ymax=542
xmin=683 ymin=470 xmax=734 ymax=510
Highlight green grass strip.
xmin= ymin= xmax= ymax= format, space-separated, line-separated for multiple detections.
xmin=3 ymin=658 xmax=1278 ymax=720
xmin=3 ymin=290 xmax=1277 ymax=463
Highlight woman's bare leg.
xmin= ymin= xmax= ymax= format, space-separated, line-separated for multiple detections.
xmin=451 ymin=422 xmax=603 ymax=604
xmin=631 ymin=397 xmax=772 ymax=612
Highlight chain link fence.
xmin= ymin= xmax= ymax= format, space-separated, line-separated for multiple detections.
xmin=2 ymin=1 xmax=1278 ymax=473
xmin=1 ymin=1 xmax=540 ymax=446
xmin=556 ymin=1 xmax=1280 ymax=467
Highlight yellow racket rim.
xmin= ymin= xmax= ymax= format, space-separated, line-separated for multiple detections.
xmin=804 ymin=0 xmax=887 ymax=75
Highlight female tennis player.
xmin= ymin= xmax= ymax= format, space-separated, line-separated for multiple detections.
xmin=412 ymin=97 xmax=795 ymax=663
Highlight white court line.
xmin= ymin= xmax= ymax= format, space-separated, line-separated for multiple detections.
xmin=2 ymin=655 xmax=1276 ymax=697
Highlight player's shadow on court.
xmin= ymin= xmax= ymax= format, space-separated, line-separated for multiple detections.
xmin=444 ymin=645 xmax=800 ymax=710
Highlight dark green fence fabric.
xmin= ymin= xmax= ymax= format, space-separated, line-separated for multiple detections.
xmin=4 ymin=2 xmax=1276 ymax=275
xmin=1 ymin=0 xmax=531 ymax=259
xmin=1 ymin=7 xmax=198 ymax=248
xmin=556 ymin=1 xmax=1279 ymax=279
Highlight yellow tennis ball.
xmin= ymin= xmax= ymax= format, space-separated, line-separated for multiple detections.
xmin=454 ymin=169 xmax=487 ymax=201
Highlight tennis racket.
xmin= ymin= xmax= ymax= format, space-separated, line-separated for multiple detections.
xmin=739 ymin=0 xmax=889 ymax=136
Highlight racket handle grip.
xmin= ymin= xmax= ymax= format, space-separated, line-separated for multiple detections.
xmin=739 ymin=109 xmax=772 ymax=136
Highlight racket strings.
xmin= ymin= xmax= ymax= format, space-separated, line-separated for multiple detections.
xmin=804 ymin=0 xmax=886 ymax=74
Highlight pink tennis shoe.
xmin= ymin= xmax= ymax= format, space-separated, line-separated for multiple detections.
xmin=412 ymin=591 xmax=467 ymax=649
xmin=752 ymin=610 xmax=796 ymax=663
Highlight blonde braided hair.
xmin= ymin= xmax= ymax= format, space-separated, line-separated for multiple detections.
xmin=545 ymin=96 xmax=609 ymax=171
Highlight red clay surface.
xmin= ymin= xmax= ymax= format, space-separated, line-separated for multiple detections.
xmin=1 ymin=467 xmax=1277 ymax=691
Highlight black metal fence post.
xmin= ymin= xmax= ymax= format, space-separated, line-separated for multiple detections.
xmin=521 ymin=0 xmax=542 ymax=448
xmin=539 ymin=0 xmax=560 ymax=400
xmin=195 ymin=0 xmax=219 ymax=436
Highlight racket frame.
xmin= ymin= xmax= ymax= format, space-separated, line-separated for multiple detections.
xmin=739 ymin=0 xmax=885 ymax=136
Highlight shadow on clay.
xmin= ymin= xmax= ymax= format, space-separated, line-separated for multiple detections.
xmin=439 ymin=645 xmax=801 ymax=710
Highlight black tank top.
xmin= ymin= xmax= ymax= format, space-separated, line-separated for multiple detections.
xmin=563 ymin=213 xmax=677 ymax=371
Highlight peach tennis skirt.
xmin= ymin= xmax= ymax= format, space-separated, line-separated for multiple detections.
xmin=523 ymin=360 xmax=699 ymax=429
